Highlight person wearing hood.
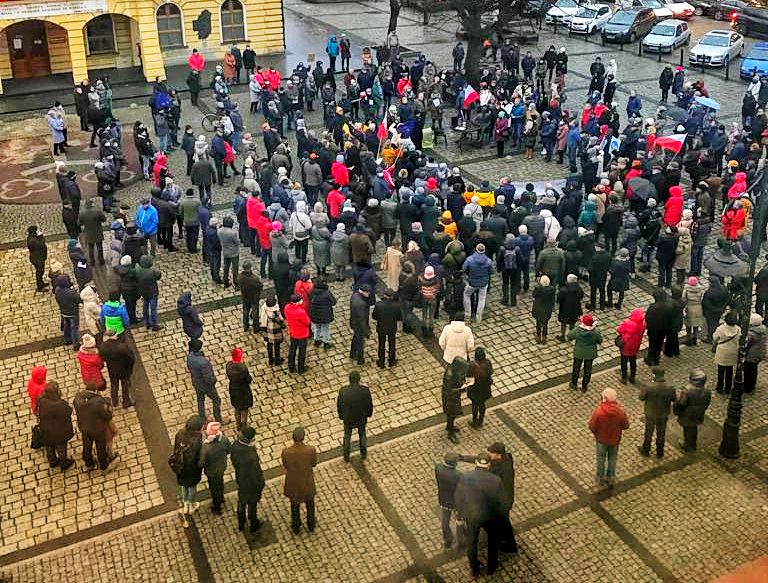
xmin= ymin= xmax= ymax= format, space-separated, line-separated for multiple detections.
xmin=80 ymin=284 xmax=102 ymax=336
xmin=37 ymin=382 xmax=75 ymax=470
xmin=55 ymin=274 xmax=81 ymax=349
xmin=467 ymin=348 xmax=492 ymax=428
xmin=270 ymin=221 xmax=291 ymax=265
xmin=67 ymin=239 xmax=92 ymax=291
xmin=135 ymin=255 xmax=162 ymax=331
xmin=272 ymin=252 xmax=292 ymax=310
xmin=330 ymin=223 xmax=350 ymax=282
xmin=675 ymin=368 xmax=711 ymax=451
xmin=441 ymin=357 xmax=468 ymax=444
xmin=439 ymin=311 xmax=475 ymax=364
xmin=27 ymin=365 xmax=48 ymax=415
xmin=664 ymin=185 xmax=683 ymax=227
xmin=206 ymin=216 xmax=222 ymax=283
xmin=26 ymin=225 xmax=48 ymax=291
xmin=616 ymin=308 xmax=646 ymax=385
xmin=284 ymin=294 xmax=312 ymax=373
xmin=712 ymin=311 xmax=740 ymax=394
xmin=77 ymin=334 xmax=106 ymax=390
xmin=287 ymin=201 xmax=313 ymax=264
xmin=681 ymin=276 xmax=704 ymax=346
xmin=186 ymin=338 xmax=223 ymax=423
xmin=589 ymin=388 xmax=629 ymax=489
xmin=177 ymin=291 xmax=203 ymax=340
xmin=310 ymin=224 xmax=332 ymax=276
xmin=568 ymin=314 xmax=602 ymax=392
xmin=225 ymin=347 xmax=253 ymax=431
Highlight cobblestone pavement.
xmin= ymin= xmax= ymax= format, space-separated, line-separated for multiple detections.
xmin=1 ymin=5 xmax=768 ymax=582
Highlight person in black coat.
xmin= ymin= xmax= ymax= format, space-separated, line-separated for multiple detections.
xmin=645 ymin=288 xmax=672 ymax=366
xmin=586 ymin=244 xmax=610 ymax=310
xmin=230 ymin=426 xmax=265 ymax=531
xmin=702 ymin=275 xmax=729 ymax=343
xmin=309 ymin=279 xmax=336 ymax=349
xmin=435 ymin=453 xmax=463 ymax=549
xmin=607 ymin=248 xmax=631 ymax=310
xmin=556 ymin=274 xmax=584 ymax=341
xmin=337 ymin=370 xmax=373 ymax=461
xmin=99 ymin=329 xmax=135 ymax=407
xmin=601 ymin=197 xmax=623 ymax=255
xmin=272 ymin=252 xmax=292 ymax=310
xmin=177 ymin=291 xmax=203 ymax=339
xmin=26 ymin=225 xmax=48 ymax=291
xmin=61 ymin=171 xmax=82 ymax=219
xmin=488 ymin=442 xmax=518 ymax=553
xmin=37 ymin=382 xmax=75 ymax=470
xmin=226 ymin=348 xmax=253 ymax=430
xmin=655 ymin=227 xmax=678 ymax=289
xmin=532 ymin=275 xmax=556 ymax=343
xmin=62 ymin=201 xmax=80 ymax=240
xmin=349 ymin=286 xmax=371 ymax=365
xmin=372 ymin=288 xmax=402 ymax=368
xmin=675 ymin=368 xmax=711 ymax=451
xmin=238 ymin=262 xmax=263 ymax=332
xmin=170 ymin=415 xmax=204 ymax=524
xmin=664 ymin=285 xmax=684 ymax=358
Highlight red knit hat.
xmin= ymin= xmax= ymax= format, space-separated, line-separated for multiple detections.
xmin=231 ymin=348 xmax=243 ymax=363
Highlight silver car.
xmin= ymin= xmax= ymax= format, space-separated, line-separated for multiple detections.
xmin=688 ymin=29 xmax=745 ymax=67
xmin=642 ymin=19 xmax=691 ymax=52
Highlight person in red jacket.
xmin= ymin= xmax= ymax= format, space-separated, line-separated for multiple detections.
xmin=293 ymin=269 xmax=314 ymax=311
xmin=588 ymin=388 xmax=629 ymax=490
xmin=722 ymin=200 xmax=746 ymax=241
xmin=77 ymin=334 xmax=106 ymax=391
xmin=187 ymin=48 xmax=205 ymax=72
xmin=152 ymin=152 xmax=168 ymax=187
xmin=330 ymin=155 xmax=349 ymax=187
xmin=326 ymin=187 xmax=346 ymax=228
xmin=255 ymin=211 xmax=273 ymax=277
xmin=284 ymin=294 xmax=311 ymax=374
xmin=245 ymin=193 xmax=265 ymax=255
xmin=727 ymin=171 xmax=747 ymax=200
xmin=663 ymin=185 xmax=683 ymax=227
xmin=27 ymin=365 xmax=48 ymax=415
xmin=616 ymin=308 xmax=646 ymax=385
xmin=396 ymin=74 xmax=412 ymax=96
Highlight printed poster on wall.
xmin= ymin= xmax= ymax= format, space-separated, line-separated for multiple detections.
xmin=0 ymin=0 xmax=108 ymax=20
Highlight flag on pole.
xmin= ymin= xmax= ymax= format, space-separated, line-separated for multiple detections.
xmin=654 ymin=133 xmax=687 ymax=154
xmin=462 ymin=84 xmax=479 ymax=109
xmin=377 ymin=110 xmax=389 ymax=141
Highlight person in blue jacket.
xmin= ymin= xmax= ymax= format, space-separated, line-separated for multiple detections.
xmin=566 ymin=122 xmax=582 ymax=173
xmin=136 ymin=197 xmax=159 ymax=256
xmin=326 ymin=36 xmax=340 ymax=72
xmin=626 ymin=90 xmax=642 ymax=119
xmin=462 ymin=243 xmax=493 ymax=323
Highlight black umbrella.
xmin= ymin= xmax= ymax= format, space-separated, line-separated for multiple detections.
xmin=627 ymin=177 xmax=657 ymax=202
xmin=665 ymin=105 xmax=689 ymax=124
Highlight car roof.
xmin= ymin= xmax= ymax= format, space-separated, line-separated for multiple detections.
xmin=653 ymin=18 xmax=687 ymax=24
xmin=616 ymin=6 xmax=645 ymax=12
xmin=703 ymin=29 xmax=736 ymax=36
xmin=580 ymin=3 xmax=611 ymax=8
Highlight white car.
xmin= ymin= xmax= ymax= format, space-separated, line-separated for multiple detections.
xmin=661 ymin=0 xmax=695 ymax=19
xmin=688 ymin=29 xmax=744 ymax=67
xmin=642 ymin=19 xmax=691 ymax=52
xmin=546 ymin=0 xmax=581 ymax=24
xmin=622 ymin=0 xmax=673 ymax=19
xmin=569 ymin=4 xmax=614 ymax=34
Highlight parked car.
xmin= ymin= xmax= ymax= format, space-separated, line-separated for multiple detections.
xmin=602 ymin=7 xmax=657 ymax=42
xmin=740 ymin=41 xmax=768 ymax=78
xmin=731 ymin=6 xmax=768 ymax=39
xmin=712 ymin=0 xmax=761 ymax=20
xmin=643 ymin=19 xmax=691 ymax=51
xmin=688 ymin=29 xmax=745 ymax=66
xmin=621 ymin=0 xmax=674 ymax=19
xmin=570 ymin=4 xmax=614 ymax=34
xmin=661 ymin=0 xmax=696 ymax=19
xmin=546 ymin=0 xmax=582 ymax=24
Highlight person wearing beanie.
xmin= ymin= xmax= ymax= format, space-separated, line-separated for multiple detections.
xmin=226 ymin=348 xmax=253 ymax=431
xmin=186 ymin=339 xmax=224 ymax=423
xmin=284 ymin=294 xmax=311 ymax=373
xmin=556 ymin=273 xmax=584 ymax=341
xmin=281 ymin=426 xmax=318 ymax=534
xmin=434 ymin=452 xmax=463 ymax=549
xmin=199 ymin=420 xmax=230 ymax=516
xmin=67 ymin=238 xmax=93 ymax=291
xmin=588 ymin=388 xmax=629 ymax=489
xmin=675 ymin=368 xmax=711 ymax=451
xmin=682 ymin=276 xmax=704 ymax=346
xmin=77 ymin=334 xmax=106 ymax=391
xmin=567 ymin=314 xmax=602 ymax=392
xmin=419 ymin=265 xmax=441 ymax=337
xmin=337 ymin=370 xmax=373 ymax=462
xmin=99 ymin=326 xmax=135 ymax=407
xmin=229 ymin=425 xmax=265 ymax=530
xmin=462 ymin=243 xmax=493 ymax=323
xmin=454 ymin=450 xmax=507 ymax=576
xmin=637 ymin=367 xmax=676 ymax=458
xmin=532 ymin=275 xmax=556 ymax=343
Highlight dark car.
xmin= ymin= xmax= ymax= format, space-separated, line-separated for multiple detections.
xmin=710 ymin=0 xmax=762 ymax=20
xmin=731 ymin=5 xmax=768 ymax=39
xmin=602 ymin=7 xmax=657 ymax=43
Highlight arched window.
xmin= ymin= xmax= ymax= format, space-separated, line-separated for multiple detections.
xmin=221 ymin=0 xmax=245 ymax=42
xmin=157 ymin=3 xmax=184 ymax=49
xmin=85 ymin=14 xmax=116 ymax=54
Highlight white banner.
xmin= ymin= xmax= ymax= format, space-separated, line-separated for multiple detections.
xmin=0 ymin=0 xmax=107 ymax=20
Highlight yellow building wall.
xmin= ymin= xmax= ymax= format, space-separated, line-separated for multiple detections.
xmin=0 ymin=0 xmax=283 ymax=93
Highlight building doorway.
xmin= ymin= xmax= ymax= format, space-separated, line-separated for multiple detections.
xmin=6 ymin=21 xmax=51 ymax=78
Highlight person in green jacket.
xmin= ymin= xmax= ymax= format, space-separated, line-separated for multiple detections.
xmin=568 ymin=313 xmax=602 ymax=392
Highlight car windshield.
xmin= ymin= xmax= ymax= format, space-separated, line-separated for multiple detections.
xmin=700 ymin=35 xmax=729 ymax=46
xmin=576 ymin=7 xmax=598 ymax=16
xmin=749 ymin=48 xmax=768 ymax=61
xmin=556 ymin=0 xmax=577 ymax=7
xmin=643 ymin=0 xmax=662 ymax=7
xmin=652 ymin=24 xmax=676 ymax=35
xmin=610 ymin=10 xmax=637 ymax=23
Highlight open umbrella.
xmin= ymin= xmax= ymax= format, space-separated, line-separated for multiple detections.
xmin=664 ymin=105 xmax=690 ymax=123
xmin=627 ymin=177 xmax=657 ymax=202
xmin=694 ymin=96 xmax=721 ymax=111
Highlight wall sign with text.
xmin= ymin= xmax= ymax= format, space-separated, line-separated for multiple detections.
xmin=0 ymin=0 xmax=108 ymax=20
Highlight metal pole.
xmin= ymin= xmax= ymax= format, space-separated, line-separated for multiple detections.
xmin=720 ymin=155 xmax=768 ymax=459
xmin=725 ymin=58 xmax=730 ymax=81
xmin=680 ymin=49 xmax=684 ymax=67
xmin=658 ymin=49 xmax=662 ymax=63
xmin=638 ymin=40 xmax=642 ymax=57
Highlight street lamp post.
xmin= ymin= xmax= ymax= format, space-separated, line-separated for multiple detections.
xmin=718 ymin=156 xmax=768 ymax=459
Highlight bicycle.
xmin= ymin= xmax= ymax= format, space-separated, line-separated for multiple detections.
xmin=201 ymin=112 xmax=218 ymax=133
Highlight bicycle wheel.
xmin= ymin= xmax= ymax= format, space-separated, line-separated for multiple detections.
xmin=201 ymin=114 xmax=217 ymax=133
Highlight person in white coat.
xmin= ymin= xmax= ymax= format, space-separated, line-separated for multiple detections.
xmin=439 ymin=315 xmax=476 ymax=364
xmin=80 ymin=285 xmax=102 ymax=335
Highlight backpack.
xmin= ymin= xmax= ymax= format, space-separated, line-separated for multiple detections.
xmin=154 ymin=91 xmax=171 ymax=111
xmin=168 ymin=434 xmax=195 ymax=474
xmin=503 ymin=248 xmax=518 ymax=271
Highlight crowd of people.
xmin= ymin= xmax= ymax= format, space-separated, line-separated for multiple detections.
xmin=29 ymin=30 xmax=768 ymax=578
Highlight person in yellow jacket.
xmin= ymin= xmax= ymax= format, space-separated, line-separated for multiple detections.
xmin=439 ymin=211 xmax=458 ymax=239
xmin=475 ymin=180 xmax=496 ymax=217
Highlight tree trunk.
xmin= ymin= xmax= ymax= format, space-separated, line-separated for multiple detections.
xmin=388 ymin=0 xmax=401 ymax=33
xmin=464 ymin=33 xmax=483 ymax=86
